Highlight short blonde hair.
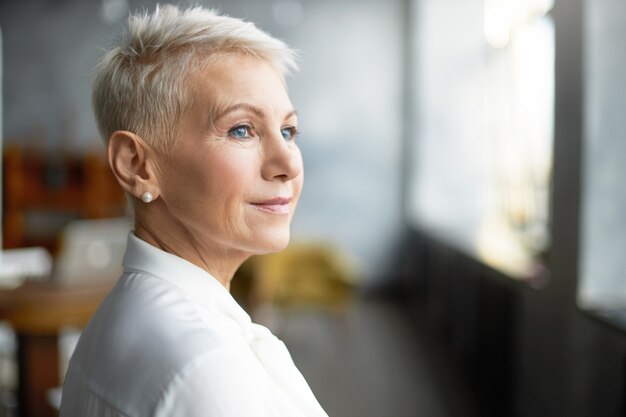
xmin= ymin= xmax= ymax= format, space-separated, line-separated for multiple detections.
xmin=92 ymin=4 xmax=297 ymax=153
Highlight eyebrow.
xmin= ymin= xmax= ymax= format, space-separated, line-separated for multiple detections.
xmin=214 ymin=103 xmax=298 ymax=122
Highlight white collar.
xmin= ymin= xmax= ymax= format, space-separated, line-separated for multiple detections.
xmin=122 ymin=232 xmax=327 ymax=416
xmin=122 ymin=231 xmax=253 ymax=333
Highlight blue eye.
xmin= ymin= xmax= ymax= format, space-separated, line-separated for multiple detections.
xmin=281 ymin=127 xmax=298 ymax=141
xmin=229 ymin=125 xmax=252 ymax=139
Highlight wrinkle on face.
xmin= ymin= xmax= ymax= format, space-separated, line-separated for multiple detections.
xmin=135 ymin=55 xmax=303 ymax=287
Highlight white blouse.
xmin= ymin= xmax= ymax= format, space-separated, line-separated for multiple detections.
xmin=59 ymin=232 xmax=328 ymax=417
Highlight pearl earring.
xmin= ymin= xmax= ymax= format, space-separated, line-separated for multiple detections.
xmin=141 ymin=192 xmax=154 ymax=203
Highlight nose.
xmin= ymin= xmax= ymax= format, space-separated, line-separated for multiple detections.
xmin=261 ymin=132 xmax=302 ymax=182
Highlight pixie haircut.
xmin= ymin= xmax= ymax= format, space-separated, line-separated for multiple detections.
xmin=92 ymin=4 xmax=297 ymax=153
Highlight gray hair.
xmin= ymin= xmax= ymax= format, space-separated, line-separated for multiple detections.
xmin=92 ymin=4 xmax=298 ymax=152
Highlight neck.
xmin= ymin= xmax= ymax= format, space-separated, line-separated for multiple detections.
xmin=133 ymin=208 xmax=249 ymax=291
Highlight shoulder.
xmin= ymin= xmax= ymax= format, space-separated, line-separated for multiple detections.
xmin=76 ymin=270 xmax=225 ymax=363
xmin=66 ymin=270 xmax=242 ymax=416
xmin=153 ymin=344 xmax=282 ymax=417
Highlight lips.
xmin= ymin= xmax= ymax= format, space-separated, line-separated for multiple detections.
xmin=251 ymin=197 xmax=292 ymax=214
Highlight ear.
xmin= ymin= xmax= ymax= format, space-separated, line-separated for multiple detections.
xmin=108 ymin=131 xmax=160 ymax=202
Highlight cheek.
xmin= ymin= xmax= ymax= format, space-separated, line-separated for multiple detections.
xmin=158 ymin=151 xmax=219 ymax=209
xmin=209 ymin=152 xmax=259 ymax=200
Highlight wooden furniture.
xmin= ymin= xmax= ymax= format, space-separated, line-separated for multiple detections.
xmin=3 ymin=145 xmax=126 ymax=252
xmin=0 ymin=281 xmax=114 ymax=417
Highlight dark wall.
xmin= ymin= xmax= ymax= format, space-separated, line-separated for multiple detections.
xmin=402 ymin=228 xmax=625 ymax=417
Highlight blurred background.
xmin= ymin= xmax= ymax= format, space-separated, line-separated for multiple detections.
xmin=0 ymin=0 xmax=625 ymax=416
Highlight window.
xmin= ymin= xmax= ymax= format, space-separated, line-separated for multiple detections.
xmin=408 ymin=0 xmax=555 ymax=280
xmin=579 ymin=0 xmax=626 ymax=325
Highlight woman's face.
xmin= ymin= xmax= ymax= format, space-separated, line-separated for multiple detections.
xmin=154 ymin=55 xmax=303 ymax=256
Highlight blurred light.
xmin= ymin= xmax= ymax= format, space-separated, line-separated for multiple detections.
xmin=478 ymin=0 xmax=554 ymax=278
xmin=484 ymin=0 xmax=513 ymax=48
xmin=484 ymin=0 xmax=554 ymax=49
xmin=477 ymin=213 xmax=535 ymax=277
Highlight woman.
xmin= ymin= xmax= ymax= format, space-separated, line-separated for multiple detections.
xmin=60 ymin=5 xmax=328 ymax=417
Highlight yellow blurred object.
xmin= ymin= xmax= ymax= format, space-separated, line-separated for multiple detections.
xmin=245 ymin=243 xmax=357 ymax=312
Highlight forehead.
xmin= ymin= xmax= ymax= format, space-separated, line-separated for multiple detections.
xmin=190 ymin=55 xmax=292 ymax=117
